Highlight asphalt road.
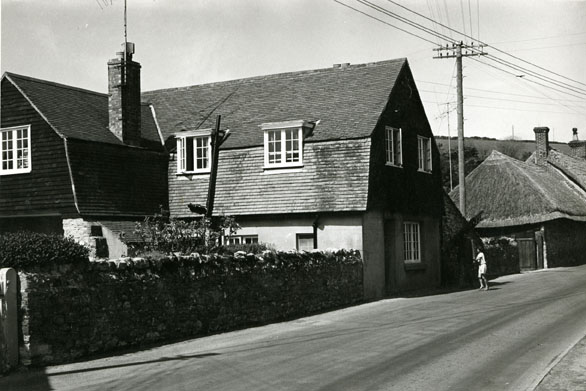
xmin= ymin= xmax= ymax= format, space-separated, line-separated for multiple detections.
xmin=3 ymin=265 xmax=586 ymax=391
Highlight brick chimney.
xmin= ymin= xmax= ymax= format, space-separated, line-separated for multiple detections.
xmin=568 ymin=128 xmax=586 ymax=159
xmin=108 ymin=42 xmax=141 ymax=146
xmin=533 ymin=126 xmax=550 ymax=166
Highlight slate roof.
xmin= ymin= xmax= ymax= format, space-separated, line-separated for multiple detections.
xmin=170 ymin=139 xmax=371 ymax=217
xmin=67 ymin=140 xmax=168 ymax=216
xmin=3 ymin=72 xmax=163 ymax=149
xmin=2 ymin=72 xmax=167 ymax=217
xmin=142 ymin=59 xmax=407 ymax=149
xmin=451 ymin=150 xmax=586 ymax=228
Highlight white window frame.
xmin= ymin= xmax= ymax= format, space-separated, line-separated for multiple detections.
xmin=175 ymin=130 xmax=212 ymax=174
xmin=417 ymin=136 xmax=432 ymax=173
xmin=1 ymin=125 xmax=32 ymax=176
xmin=385 ymin=126 xmax=402 ymax=167
xmin=226 ymin=235 xmax=259 ymax=245
xmin=403 ymin=222 xmax=421 ymax=263
xmin=261 ymin=120 xmax=306 ymax=169
xmin=296 ymin=233 xmax=315 ymax=251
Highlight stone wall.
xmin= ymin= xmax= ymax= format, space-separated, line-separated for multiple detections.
xmin=17 ymin=250 xmax=362 ymax=366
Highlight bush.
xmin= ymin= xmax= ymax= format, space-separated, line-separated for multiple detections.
xmin=130 ymin=213 xmax=240 ymax=256
xmin=0 ymin=232 xmax=90 ymax=268
xmin=215 ymin=242 xmax=272 ymax=255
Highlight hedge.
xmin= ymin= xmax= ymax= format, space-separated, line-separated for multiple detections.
xmin=0 ymin=232 xmax=89 ymax=268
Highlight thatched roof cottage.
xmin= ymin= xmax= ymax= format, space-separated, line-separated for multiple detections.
xmin=451 ymin=127 xmax=586 ymax=271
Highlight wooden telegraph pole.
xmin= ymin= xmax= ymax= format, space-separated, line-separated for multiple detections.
xmin=434 ymin=42 xmax=486 ymax=215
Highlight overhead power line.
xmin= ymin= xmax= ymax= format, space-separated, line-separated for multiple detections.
xmin=416 ymin=79 xmax=585 ymax=103
xmin=333 ymin=0 xmax=438 ymax=45
xmin=337 ymin=0 xmax=586 ymax=100
xmin=383 ymin=0 xmax=586 ymax=89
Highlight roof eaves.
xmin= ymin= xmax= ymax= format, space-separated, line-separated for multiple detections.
xmin=148 ymin=103 xmax=166 ymax=147
xmin=3 ymin=73 xmax=67 ymax=140
xmin=477 ymin=212 xmax=586 ymax=228
xmin=63 ymin=138 xmax=81 ymax=215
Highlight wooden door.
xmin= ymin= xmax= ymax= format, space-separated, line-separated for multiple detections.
xmin=518 ymin=238 xmax=536 ymax=271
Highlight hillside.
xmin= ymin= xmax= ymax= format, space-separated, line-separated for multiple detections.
xmin=435 ymin=136 xmax=573 ymax=190
xmin=435 ymin=136 xmax=572 ymax=161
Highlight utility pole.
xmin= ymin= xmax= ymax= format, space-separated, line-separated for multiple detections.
xmin=437 ymin=102 xmax=456 ymax=191
xmin=433 ymin=42 xmax=486 ymax=215
xmin=206 ymin=115 xmax=227 ymax=219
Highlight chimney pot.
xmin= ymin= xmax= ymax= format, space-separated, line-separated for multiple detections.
xmin=569 ymin=128 xmax=586 ymax=159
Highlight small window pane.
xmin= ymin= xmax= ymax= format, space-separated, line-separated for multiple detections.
xmin=296 ymin=233 xmax=314 ymax=251
xmin=268 ymin=130 xmax=282 ymax=164
xmin=403 ymin=222 xmax=421 ymax=262
xmin=385 ymin=127 xmax=401 ymax=166
xmin=1 ymin=127 xmax=31 ymax=174
xmin=195 ymin=136 xmax=209 ymax=170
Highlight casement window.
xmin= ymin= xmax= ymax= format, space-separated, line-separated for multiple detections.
xmin=1 ymin=125 xmax=31 ymax=176
xmin=403 ymin=222 xmax=421 ymax=263
xmin=176 ymin=131 xmax=211 ymax=174
xmin=226 ymin=235 xmax=259 ymax=245
xmin=262 ymin=120 xmax=309 ymax=169
xmin=296 ymin=233 xmax=315 ymax=251
xmin=417 ymin=136 xmax=432 ymax=172
xmin=385 ymin=126 xmax=402 ymax=166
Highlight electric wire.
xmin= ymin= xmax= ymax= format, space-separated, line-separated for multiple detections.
xmin=334 ymin=0 xmax=438 ymax=45
xmin=417 ymin=80 xmax=585 ymax=103
xmin=383 ymin=0 xmax=586 ymax=88
xmin=342 ymin=0 xmax=586 ymax=98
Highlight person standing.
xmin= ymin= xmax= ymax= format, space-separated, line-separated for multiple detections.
xmin=475 ymin=249 xmax=489 ymax=291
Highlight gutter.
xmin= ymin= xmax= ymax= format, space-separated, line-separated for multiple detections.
xmin=63 ymin=138 xmax=81 ymax=215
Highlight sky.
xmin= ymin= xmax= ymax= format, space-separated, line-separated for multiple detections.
xmin=1 ymin=0 xmax=585 ymax=142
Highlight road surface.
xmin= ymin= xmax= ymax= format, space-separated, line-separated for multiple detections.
xmin=3 ymin=265 xmax=586 ymax=391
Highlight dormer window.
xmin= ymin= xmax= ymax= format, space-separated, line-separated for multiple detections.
xmin=175 ymin=130 xmax=211 ymax=174
xmin=262 ymin=120 xmax=312 ymax=169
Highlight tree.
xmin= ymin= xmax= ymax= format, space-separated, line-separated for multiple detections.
xmin=438 ymin=144 xmax=483 ymax=192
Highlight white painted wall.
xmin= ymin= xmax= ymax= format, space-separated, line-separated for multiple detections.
xmin=234 ymin=214 xmax=363 ymax=252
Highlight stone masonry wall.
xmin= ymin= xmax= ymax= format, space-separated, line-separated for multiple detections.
xmin=18 ymin=250 xmax=363 ymax=366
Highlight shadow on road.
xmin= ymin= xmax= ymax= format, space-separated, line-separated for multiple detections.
xmin=487 ymin=281 xmax=511 ymax=286
xmin=0 ymin=352 xmax=220 ymax=391
xmin=0 ymin=368 xmax=52 ymax=391
xmin=48 ymin=352 xmax=220 ymax=377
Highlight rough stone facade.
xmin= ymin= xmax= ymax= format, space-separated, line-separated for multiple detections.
xmin=17 ymin=250 xmax=362 ymax=366
xmin=62 ymin=218 xmax=92 ymax=247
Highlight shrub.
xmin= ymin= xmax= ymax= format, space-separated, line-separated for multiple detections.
xmin=130 ymin=213 xmax=240 ymax=256
xmin=215 ymin=242 xmax=272 ymax=255
xmin=0 ymin=232 xmax=90 ymax=268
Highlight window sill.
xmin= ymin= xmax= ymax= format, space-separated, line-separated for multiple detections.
xmin=264 ymin=162 xmax=304 ymax=169
xmin=404 ymin=262 xmax=426 ymax=271
xmin=417 ymin=169 xmax=433 ymax=174
xmin=262 ymin=166 xmax=305 ymax=175
xmin=0 ymin=168 xmax=32 ymax=176
xmin=176 ymin=171 xmax=210 ymax=179
xmin=385 ymin=162 xmax=403 ymax=168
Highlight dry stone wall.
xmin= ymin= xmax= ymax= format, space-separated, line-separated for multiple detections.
xmin=18 ymin=250 xmax=362 ymax=366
